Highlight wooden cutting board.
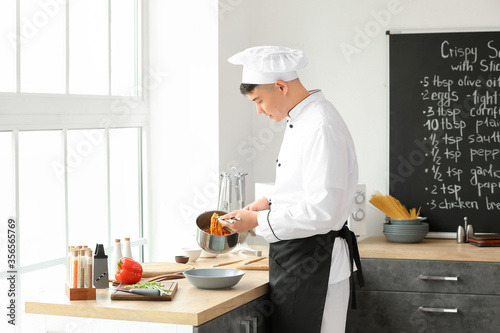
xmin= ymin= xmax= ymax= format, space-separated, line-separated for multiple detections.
xmin=111 ymin=281 xmax=178 ymax=301
xmin=235 ymin=259 xmax=269 ymax=271
xmin=141 ymin=262 xmax=192 ymax=278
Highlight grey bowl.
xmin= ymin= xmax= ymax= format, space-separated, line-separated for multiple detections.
xmin=386 ymin=217 xmax=427 ymax=225
xmin=383 ymin=222 xmax=429 ymax=233
xmin=383 ymin=231 xmax=427 ymax=243
xmin=383 ymin=230 xmax=428 ymax=235
xmin=183 ymin=268 xmax=245 ymax=289
xmin=384 ymin=224 xmax=429 ymax=229
xmin=383 ymin=228 xmax=429 ymax=233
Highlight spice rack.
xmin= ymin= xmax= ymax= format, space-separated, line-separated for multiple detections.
xmin=66 ymin=245 xmax=96 ymax=301
xmin=65 ymin=283 xmax=96 ymax=301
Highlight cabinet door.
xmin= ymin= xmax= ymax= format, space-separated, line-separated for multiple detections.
xmin=346 ymin=290 xmax=500 ymax=333
xmin=194 ymin=295 xmax=271 ymax=333
xmin=360 ymin=259 xmax=500 ymax=295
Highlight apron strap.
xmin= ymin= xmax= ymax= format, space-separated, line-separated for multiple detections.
xmin=331 ymin=223 xmax=364 ymax=309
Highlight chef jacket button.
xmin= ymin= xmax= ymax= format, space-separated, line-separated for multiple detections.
xmin=289 ymin=124 xmax=293 ymax=128
xmin=278 ymin=163 xmax=281 ymax=167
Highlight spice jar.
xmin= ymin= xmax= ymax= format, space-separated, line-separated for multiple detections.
xmin=122 ymin=237 xmax=133 ymax=260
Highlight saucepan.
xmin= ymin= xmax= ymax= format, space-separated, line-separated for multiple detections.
xmin=196 ymin=210 xmax=239 ymax=254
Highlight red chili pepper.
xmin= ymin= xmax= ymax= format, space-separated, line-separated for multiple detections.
xmin=115 ymin=257 xmax=143 ymax=284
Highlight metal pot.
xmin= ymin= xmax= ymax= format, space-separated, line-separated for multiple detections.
xmin=196 ymin=210 xmax=239 ymax=254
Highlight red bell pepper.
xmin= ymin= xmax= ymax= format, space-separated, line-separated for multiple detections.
xmin=115 ymin=257 xmax=143 ymax=284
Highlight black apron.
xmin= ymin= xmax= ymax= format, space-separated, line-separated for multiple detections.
xmin=268 ymin=223 xmax=364 ymax=333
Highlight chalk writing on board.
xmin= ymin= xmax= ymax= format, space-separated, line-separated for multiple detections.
xmin=389 ymin=32 xmax=500 ymax=232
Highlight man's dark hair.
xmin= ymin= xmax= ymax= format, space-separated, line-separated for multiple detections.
xmin=240 ymin=83 xmax=258 ymax=95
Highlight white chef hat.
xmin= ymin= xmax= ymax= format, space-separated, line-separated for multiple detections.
xmin=228 ymin=46 xmax=308 ymax=84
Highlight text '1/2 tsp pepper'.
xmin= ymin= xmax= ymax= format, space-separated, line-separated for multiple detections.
xmin=115 ymin=257 xmax=143 ymax=284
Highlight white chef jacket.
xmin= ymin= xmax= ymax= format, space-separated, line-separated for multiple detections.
xmin=257 ymin=90 xmax=358 ymax=284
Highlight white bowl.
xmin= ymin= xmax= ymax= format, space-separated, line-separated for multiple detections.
xmin=180 ymin=247 xmax=202 ymax=262
xmin=183 ymin=269 xmax=244 ymax=289
xmin=200 ymin=250 xmax=218 ymax=258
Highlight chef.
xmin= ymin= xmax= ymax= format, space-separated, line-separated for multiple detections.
xmin=220 ymin=46 xmax=363 ymax=333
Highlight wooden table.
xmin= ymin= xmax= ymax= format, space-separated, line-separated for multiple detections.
xmin=25 ymin=250 xmax=269 ymax=327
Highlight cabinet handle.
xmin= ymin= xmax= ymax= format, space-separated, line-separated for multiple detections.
xmin=418 ymin=274 xmax=458 ymax=281
xmin=240 ymin=320 xmax=251 ymax=333
xmin=240 ymin=317 xmax=258 ymax=333
xmin=418 ymin=306 xmax=458 ymax=313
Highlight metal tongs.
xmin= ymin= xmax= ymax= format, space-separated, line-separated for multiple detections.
xmin=217 ymin=216 xmax=242 ymax=224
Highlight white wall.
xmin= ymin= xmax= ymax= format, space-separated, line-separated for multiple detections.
xmin=218 ymin=1 xmax=262 ymax=202
xmin=218 ymin=0 xmax=500 ymax=237
xmin=148 ymin=0 xmax=219 ymax=260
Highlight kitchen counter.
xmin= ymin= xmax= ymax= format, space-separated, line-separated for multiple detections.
xmin=25 ymin=250 xmax=269 ymax=327
xmin=26 ymin=238 xmax=498 ymax=329
xmin=348 ymin=237 xmax=500 ymax=332
xmin=358 ymin=236 xmax=500 ymax=262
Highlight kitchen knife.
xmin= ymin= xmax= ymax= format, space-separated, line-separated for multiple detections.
xmin=117 ymin=288 xmax=161 ymax=297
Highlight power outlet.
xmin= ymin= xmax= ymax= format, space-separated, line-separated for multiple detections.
xmin=348 ymin=184 xmax=366 ymax=236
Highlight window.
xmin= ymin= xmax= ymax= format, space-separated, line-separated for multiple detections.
xmin=2 ymin=0 xmax=140 ymax=95
xmin=18 ymin=130 xmax=66 ymax=267
xmin=1 ymin=128 xmax=145 ymax=332
xmin=0 ymin=1 xmax=147 ymax=332
xmin=0 ymin=1 xmax=16 ymax=92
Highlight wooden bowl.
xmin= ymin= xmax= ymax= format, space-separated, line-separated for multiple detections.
xmin=174 ymin=256 xmax=189 ymax=264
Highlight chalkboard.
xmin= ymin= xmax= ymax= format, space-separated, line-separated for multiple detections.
xmin=389 ymin=31 xmax=500 ymax=233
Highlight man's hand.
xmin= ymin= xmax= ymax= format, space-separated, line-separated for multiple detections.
xmin=243 ymin=196 xmax=270 ymax=211
xmin=219 ymin=210 xmax=259 ymax=233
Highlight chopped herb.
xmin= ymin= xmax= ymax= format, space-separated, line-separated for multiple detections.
xmin=123 ymin=281 xmax=172 ymax=296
